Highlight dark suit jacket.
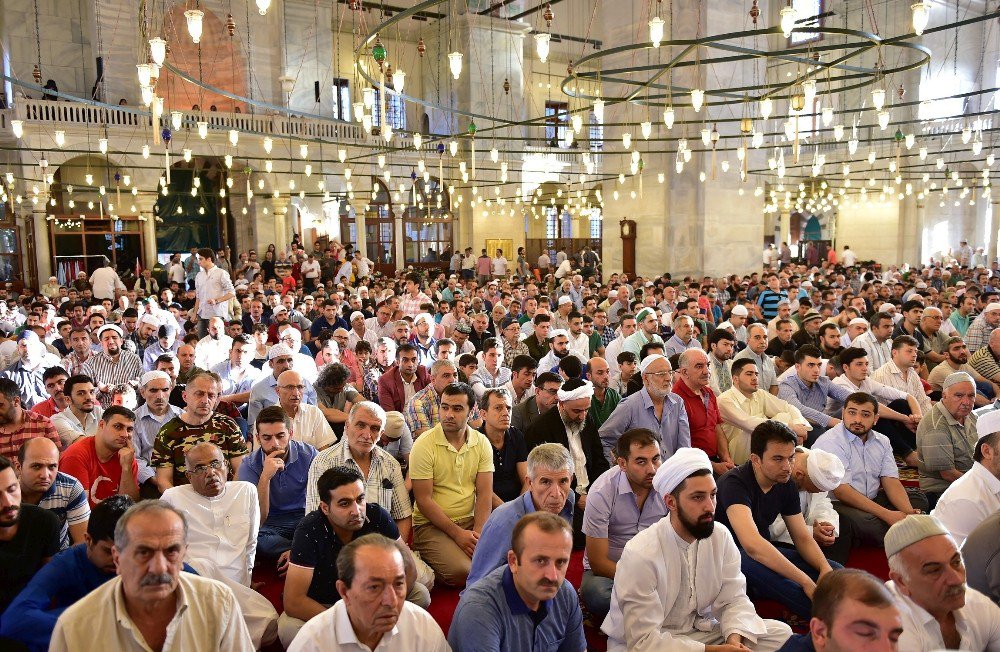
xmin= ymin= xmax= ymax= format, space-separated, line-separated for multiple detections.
xmin=511 ymin=396 xmax=542 ymax=433
xmin=241 ymin=314 xmax=272 ymax=333
xmin=524 ymin=407 xmax=610 ymax=491
xmin=377 ymin=364 xmax=431 ymax=412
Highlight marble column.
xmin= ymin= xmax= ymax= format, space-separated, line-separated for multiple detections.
xmin=32 ymin=207 xmax=52 ymax=285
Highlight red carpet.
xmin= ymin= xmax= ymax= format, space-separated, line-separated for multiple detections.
xmin=253 ymin=545 xmax=890 ymax=650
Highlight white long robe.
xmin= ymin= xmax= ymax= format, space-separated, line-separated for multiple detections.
xmin=769 ymin=489 xmax=840 ymax=544
xmin=602 ymin=517 xmax=792 ymax=652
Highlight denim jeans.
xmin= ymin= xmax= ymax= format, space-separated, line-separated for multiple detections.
xmin=257 ymin=510 xmax=303 ymax=559
xmin=580 ymin=570 xmax=614 ymax=622
xmin=740 ymin=546 xmax=842 ymax=619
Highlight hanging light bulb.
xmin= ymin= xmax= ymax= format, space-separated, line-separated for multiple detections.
xmin=449 ymin=140 xmax=459 ymax=156
xmin=737 ymin=146 xmax=746 ymax=161
xmin=85 ymin=173 xmax=93 ymax=185
xmin=690 ymin=88 xmax=705 ymax=112
xmin=352 ymin=102 xmax=364 ymax=122
xmin=936 ymin=157 xmax=945 ymax=169
xmin=361 ymin=114 xmax=372 ymax=133
xmin=989 ymin=153 xmax=996 ymax=166
xmin=383 ymin=124 xmax=393 ymax=143
xmin=265 ymin=160 xmax=273 ymax=173
xmin=760 ymin=97 xmax=773 ymax=121
xmin=170 ymin=111 xmax=183 ymax=131
xmin=262 ymin=136 xmax=273 ymax=154
xmin=140 ymin=85 xmax=153 ymax=106
xmin=752 ymin=130 xmax=764 ymax=149
xmin=142 ymin=144 xmax=150 ymax=159
xmin=783 ymin=120 xmax=795 ymax=141
xmin=225 ymin=154 xmax=233 ymax=168
xmin=54 ymin=130 xmax=65 ymax=147
xmin=648 ymin=16 xmax=665 ymax=47
xmin=571 ymin=114 xmax=583 ymax=134
xmin=622 ymin=132 xmax=632 ymax=149
xmin=362 ymin=87 xmax=375 ymax=109
xmin=338 ymin=148 xmax=347 ymax=162
xmin=183 ymin=148 xmax=192 ymax=162
xmin=593 ymin=99 xmax=605 ymax=122
xmin=490 ymin=148 xmax=499 ymax=163
xmin=640 ymin=121 xmax=652 ymax=140
xmin=662 ymin=106 xmax=675 ymax=129
xmin=136 ymin=64 xmax=152 ymax=87
xmin=877 ymin=110 xmax=891 ymax=130
xmin=256 ymin=0 xmax=271 ymax=15
xmin=10 ymin=120 xmax=23 ymax=139
xmin=780 ymin=3 xmax=798 ymax=37
xmin=868 ymin=150 xmax=877 ymax=165
xmin=98 ymin=138 xmax=108 ymax=154
xmin=392 ymin=68 xmax=405 ymax=94
xmin=197 ymin=121 xmax=208 ymax=139
xmin=534 ymin=33 xmax=551 ymax=63
xmin=802 ymin=79 xmax=817 ymax=107
xmin=962 ymin=124 xmax=972 ymax=144
xmin=973 ymin=136 xmax=983 ymax=156
xmin=871 ymin=87 xmax=886 ymax=111
xmin=701 ymin=128 xmax=711 ymax=146
xmin=821 ymin=105 xmax=834 ymax=126
xmin=299 ymin=144 xmax=309 ymax=158
xmin=905 ymin=133 xmax=915 ymax=149
xmin=848 ymin=137 xmax=859 ymax=156
xmin=344 ymin=167 xmax=352 ymax=180
xmin=912 ymin=1 xmax=931 ymax=35
xmin=184 ymin=9 xmax=204 ymax=44
xmin=448 ymin=52 xmax=463 ymax=80
xmin=833 ymin=124 xmax=844 ymax=140
xmin=918 ymin=146 xmax=928 ymax=161
xmin=149 ymin=37 xmax=167 ymax=66
xmin=413 ymin=133 xmax=423 ymax=149
xmin=228 ymin=129 xmax=239 ymax=146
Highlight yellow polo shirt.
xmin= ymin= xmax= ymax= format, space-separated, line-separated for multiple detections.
xmin=410 ymin=423 xmax=495 ymax=527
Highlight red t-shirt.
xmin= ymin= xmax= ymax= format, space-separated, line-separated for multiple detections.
xmin=59 ymin=436 xmax=138 ymax=507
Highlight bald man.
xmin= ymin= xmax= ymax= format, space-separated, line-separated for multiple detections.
xmin=175 ymin=344 xmax=205 ymax=385
xmin=276 ymin=370 xmax=336 ymax=450
xmin=15 ymin=438 xmax=90 ymax=550
xmin=588 ymin=357 xmax=620 ymax=428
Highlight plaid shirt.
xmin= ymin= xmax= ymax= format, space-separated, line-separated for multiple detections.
xmin=60 ymin=351 xmax=92 ymax=377
xmin=81 ymin=351 xmax=143 ymax=409
xmin=405 ymin=384 xmax=440 ymax=435
xmin=304 ymin=438 xmax=412 ymax=520
xmin=501 ymin=338 xmax=529 ymax=369
xmin=598 ymin=325 xmax=617 ymax=347
xmin=400 ymin=292 xmax=432 ymax=318
xmin=0 ymin=409 xmax=60 ymax=458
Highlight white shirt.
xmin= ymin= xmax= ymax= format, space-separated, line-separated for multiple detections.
xmin=195 ymin=265 xmax=236 ymax=320
xmin=51 ymin=405 xmax=104 ymax=448
xmin=161 ymin=482 xmax=260 ymax=586
xmin=300 ymin=259 xmax=320 ymax=280
xmin=195 ymin=334 xmax=234 ymax=370
xmin=769 ymin=489 xmax=839 ymax=544
xmin=287 ymin=600 xmax=449 ymax=652
xmin=168 ymin=262 xmax=186 ymax=284
xmin=887 ymin=581 xmax=1000 ymax=651
xmin=842 ymin=249 xmax=858 ymax=266
xmin=288 ymin=403 xmax=337 ymax=449
xmin=872 ymin=360 xmax=932 ymax=414
xmin=50 ymin=573 xmax=254 ymax=652
xmin=931 ymin=461 xmax=1000 ymax=548
xmin=89 ymin=267 xmax=126 ymax=300
xmin=605 ymin=335 xmax=626 ymax=376
xmin=491 ymin=256 xmax=508 ymax=276
xmin=568 ymin=331 xmax=590 ymax=363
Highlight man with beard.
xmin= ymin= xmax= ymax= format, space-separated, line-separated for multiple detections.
xmin=59 ymin=405 xmax=139 ymax=508
xmin=51 ymin=375 xmax=103 ymax=448
xmin=238 ymin=406 xmax=317 ymax=564
xmin=15 ymin=438 xmax=89 ymax=550
xmin=623 ymin=307 xmax=665 ymax=358
xmin=884 ymin=514 xmax=1000 ymax=650
xmin=716 ymin=421 xmax=839 ymax=619
xmin=929 ymin=336 xmax=996 ymax=402
xmin=162 ymin=442 xmax=259 ymax=586
xmin=602 ymin=447 xmax=792 ymax=651
xmin=536 ymin=329 xmax=571 ymax=377
xmin=279 ymin=466 xmax=405 ymax=648
xmin=0 ymin=378 xmax=61 ymax=459
xmin=588 ymin=357 xmax=620 ymax=428
xmin=287 ymin=534 xmax=448 ymax=652
xmin=194 ymin=316 xmax=233 ymax=370
xmin=0 ymin=454 xmax=61 ymax=613
xmin=80 ymin=324 xmax=142 ymax=409
xmin=31 ymin=366 xmax=69 ymax=418
xmin=450 ymin=512 xmax=585 ymax=652
xmin=777 ymin=569 xmax=903 ymax=652
xmin=133 ymin=371 xmax=181 ymax=497
xmin=377 ymin=343 xmax=431 ymax=413
xmin=0 ymin=496 xmax=134 ymax=650
xmin=50 ymin=500 xmax=254 ymax=651
xmin=580 ymin=429 xmax=666 ymax=622
xmin=3 ymin=331 xmax=51 ymax=408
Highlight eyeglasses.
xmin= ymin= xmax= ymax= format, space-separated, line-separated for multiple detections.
xmin=188 ymin=460 xmax=225 ymax=476
xmin=645 ymin=370 xmax=672 ymax=378
xmin=280 ymin=384 xmax=306 ymax=391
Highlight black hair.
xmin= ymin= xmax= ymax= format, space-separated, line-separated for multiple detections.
xmin=441 ymin=382 xmax=476 ymax=409
xmin=317 ymin=466 xmax=365 ymax=505
xmin=749 ymin=420 xmax=797 ymax=459
xmin=794 ymin=345 xmax=823 ymax=364
xmin=558 ymin=355 xmax=583 ymax=379
xmin=63 ymin=374 xmax=95 ymax=397
xmin=511 ymin=354 xmax=538 ymax=375
xmin=88 ymin=495 xmax=136 ymax=543
xmin=42 ymin=366 xmax=69 ymax=382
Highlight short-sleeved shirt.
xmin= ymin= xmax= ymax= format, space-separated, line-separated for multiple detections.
xmin=236 ymin=439 xmax=317 ymax=518
xmin=289 ymin=505 xmax=399 ymax=605
xmin=917 ymin=402 xmax=978 ymax=494
xmin=0 ymin=504 xmax=61 ymax=612
xmin=716 ymin=461 xmax=801 ymax=543
xmin=410 ymin=424 xmax=496 ymax=526
xmin=582 ymin=466 xmax=668 ymax=570
xmin=59 ymin=436 xmax=139 ymax=507
xmin=0 ymin=410 xmax=61 ymax=458
xmin=813 ymin=424 xmax=898 ymax=499
xmin=484 ymin=427 xmax=528 ymax=503
xmin=151 ymin=413 xmax=249 ymax=486
xmin=37 ymin=471 xmax=91 ymax=549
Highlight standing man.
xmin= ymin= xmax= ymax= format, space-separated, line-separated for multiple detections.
xmin=410 ymin=383 xmax=494 ymax=586
xmin=193 ymin=248 xmax=236 ymax=339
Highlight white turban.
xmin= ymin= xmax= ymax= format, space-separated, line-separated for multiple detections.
xmin=652 ymin=447 xmax=713 ymax=497
xmin=140 ymin=370 xmax=171 ymax=387
xmin=639 ymin=354 xmax=669 ymax=375
xmin=549 ymin=328 xmax=569 ymax=340
xmin=557 ymin=380 xmax=594 ymax=402
xmin=805 ymin=448 xmax=845 ymax=492
xmin=414 ymin=313 xmax=435 ymax=327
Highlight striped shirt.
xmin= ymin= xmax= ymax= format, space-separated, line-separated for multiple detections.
xmin=971 ymin=346 xmax=1000 ymax=383
xmin=37 ymin=471 xmax=91 ymax=550
xmin=0 ymin=410 xmax=61 ymax=458
xmin=304 ymin=438 xmax=412 ymax=520
xmin=60 ymin=351 xmax=92 ymax=377
xmin=80 ymin=351 xmax=143 ymax=409
xmin=756 ymin=289 xmax=788 ymax=320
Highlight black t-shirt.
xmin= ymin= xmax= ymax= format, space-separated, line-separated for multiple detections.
xmin=486 ymin=427 xmax=528 ymax=503
xmin=715 ymin=461 xmax=801 ymax=544
xmin=289 ymin=504 xmax=399 ymax=605
xmin=0 ymin=503 xmax=61 ymax=611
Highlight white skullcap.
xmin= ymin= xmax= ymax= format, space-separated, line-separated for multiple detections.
xmin=942 ymin=371 xmax=975 ymax=390
xmin=805 ymin=448 xmax=845 ymax=492
xmin=548 ymin=328 xmax=569 ymax=340
xmin=140 ymin=370 xmax=171 ymax=387
xmin=557 ymin=295 xmax=573 ymax=306
xmin=635 ymin=307 xmax=655 ymax=323
xmin=557 ymin=380 xmax=594 ymax=402
xmin=350 ymin=311 xmax=365 ymax=322
xmin=96 ymin=324 xmax=123 ymax=338
xmin=716 ymin=321 xmax=734 ymax=331
xmin=639 ymin=354 xmax=669 ymax=375
xmin=414 ymin=313 xmax=435 ymax=327
xmin=977 ymin=409 xmax=1000 ymax=437
xmin=848 ymin=317 xmax=869 ymax=326
xmin=139 ymin=313 xmax=159 ymax=327
xmin=267 ymin=343 xmax=294 ymax=360
xmin=985 ymin=302 xmax=1000 ymax=313
xmin=731 ymin=305 xmax=749 ymax=317
xmin=652 ymin=447 xmax=713 ymax=496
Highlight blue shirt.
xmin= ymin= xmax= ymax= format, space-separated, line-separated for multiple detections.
xmin=662 ymin=334 xmax=701 ymax=357
xmin=466 ymin=491 xmax=574 ymax=590
xmin=237 ymin=439 xmax=317 ymax=518
xmin=778 ymin=374 xmax=853 ymax=429
xmin=133 ymin=402 xmax=183 ymax=484
xmin=210 ymin=359 xmax=262 ymax=397
xmin=0 ymin=544 xmax=197 ymax=652
xmin=813 ymin=423 xmax=898 ymax=499
xmin=598 ymin=387 xmax=691 ymax=463
xmin=449 ymin=566 xmax=586 ymax=652
xmin=37 ymin=472 xmax=90 ymax=550
xmin=581 ymin=466 xmax=668 ymax=570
